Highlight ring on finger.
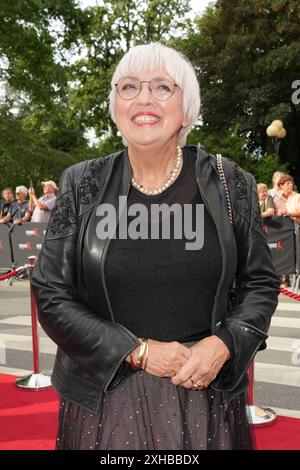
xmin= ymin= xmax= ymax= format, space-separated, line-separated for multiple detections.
xmin=190 ymin=377 xmax=204 ymax=388
xmin=196 ymin=379 xmax=205 ymax=388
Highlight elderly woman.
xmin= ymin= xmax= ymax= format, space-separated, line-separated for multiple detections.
xmin=275 ymin=175 xmax=300 ymax=224
xmin=274 ymin=174 xmax=300 ymax=287
xmin=268 ymin=171 xmax=285 ymax=202
xmin=5 ymin=186 xmax=31 ymax=224
xmin=31 ymin=43 xmax=280 ymax=451
xmin=257 ymin=183 xmax=275 ymax=218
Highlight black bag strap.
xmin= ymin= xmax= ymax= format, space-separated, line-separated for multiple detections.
xmin=214 ymin=152 xmax=237 ymax=290
xmin=215 ymin=153 xmax=234 ymax=227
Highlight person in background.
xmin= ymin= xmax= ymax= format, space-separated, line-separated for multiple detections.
xmin=268 ymin=171 xmax=285 ymax=203
xmin=275 ymin=175 xmax=300 ymax=224
xmin=6 ymin=186 xmax=31 ymax=224
xmin=29 ymin=180 xmax=58 ymax=223
xmin=0 ymin=187 xmax=15 ymax=223
xmin=257 ymin=183 xmax=275 ymax=218
xmin=274 ymin=175 xmax=300 ymax=288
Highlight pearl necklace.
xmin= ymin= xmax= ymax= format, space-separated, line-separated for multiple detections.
xmin=131 ymin=146 xmax=183 ymax=195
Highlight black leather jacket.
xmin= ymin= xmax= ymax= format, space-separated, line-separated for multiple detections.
xmin=31 ymin=145 xmax=280 ymax=414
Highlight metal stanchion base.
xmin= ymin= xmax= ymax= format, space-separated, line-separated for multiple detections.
xmin=16 ymin=373 xmax=52 ymax=390
xmin=247 ymin=405 xmax=277 ymax=427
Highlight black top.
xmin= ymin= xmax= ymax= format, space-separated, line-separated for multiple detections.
xmin=105 ymin=147 xmax=233 ymax=354
xmin=0 ymin=201 xmax=13 ymax=218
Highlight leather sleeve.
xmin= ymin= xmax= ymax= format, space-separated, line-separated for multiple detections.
xmin=31 ymin=166 xmax=140 ymax=391
xmin=211 ymin=171 xmax=281 ymax=393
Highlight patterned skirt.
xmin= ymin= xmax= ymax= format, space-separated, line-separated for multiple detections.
xmin=56 ymin=346 xmax=255 ymax=450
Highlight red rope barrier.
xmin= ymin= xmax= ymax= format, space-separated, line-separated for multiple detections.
xmin=280 ymin=286 xmax=300 ymax=301
xmin=0 ymin=269 xmax=18 ymax=281
xmin=0 ymin=266 xmax=27 ymax=281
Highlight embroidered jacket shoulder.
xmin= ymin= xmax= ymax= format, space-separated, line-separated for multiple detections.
xmin=46 ymin=155 xmax=111 ymax=240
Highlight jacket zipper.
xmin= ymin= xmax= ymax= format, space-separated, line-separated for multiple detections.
xmin=196 ymin=176 xmax=226 ymax=334
xmin=100 ymin=181 xmax=132 ymax=323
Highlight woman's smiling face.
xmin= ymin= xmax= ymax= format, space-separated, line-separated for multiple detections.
xmin=115 ymin=69 xmax=189 ymax=148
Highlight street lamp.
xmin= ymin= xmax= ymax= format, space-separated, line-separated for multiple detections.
xmin=266 ymin=120 xmax=287 ymax=155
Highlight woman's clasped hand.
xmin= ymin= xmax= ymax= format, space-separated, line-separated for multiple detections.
xmin=127 ymin=336 xmax=230 ymax=390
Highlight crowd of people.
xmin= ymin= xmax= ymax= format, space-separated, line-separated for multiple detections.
xmin=0 ymin=181 xmax=58 ymax=225
xmin=0 ymin=171 xmax=299 ymax=289
xmin=258 ymin=171 xmax=300 ymax=224
xmin=258 ymin=171 xmax=300 ymax=287
xmin=2 ymin=171 xmax=299 ymax=226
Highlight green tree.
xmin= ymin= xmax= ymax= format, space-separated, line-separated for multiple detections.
xmin=0 ymin=1 xmax=94 ymax=189
xmin=69 ymin=0 xmax=190 ymax=139
xmin=175 ymin=0 xmax=300 ymax=184
xmin=0 ymin=107 xmax=82 ymax=192
xmin=188 ymin=125 xmax=289 ymax=186
xmin=0 ymin=0 xmax=87 ymax=106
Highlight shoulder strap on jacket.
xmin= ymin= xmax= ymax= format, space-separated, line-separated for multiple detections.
xmin=214 ymin=152 xmax=237 ymax=290
xmin=196 ymin=144 xmax=238 ymax=289
xmin=215 ymin=153 xmax=234 ymax=227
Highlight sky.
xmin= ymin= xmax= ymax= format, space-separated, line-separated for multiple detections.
xmin=190 ymin=0 xmax=214 ymax=15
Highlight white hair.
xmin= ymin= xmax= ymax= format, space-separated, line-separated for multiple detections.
xmin=15 ymin=185 xmax=28 ymax=197
xmin=108 ymin=42 xmax=200 ymax=147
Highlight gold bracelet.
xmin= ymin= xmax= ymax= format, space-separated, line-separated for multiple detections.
xmin=135 ymin=338 xmax=147 ymax=369
xmin=130 ymin=338 xmax=142 ymax=369
xmin=142 ymin=339 xmax=149 ymax=370
xmin=130 ymin=350 xmax=136 ymax=369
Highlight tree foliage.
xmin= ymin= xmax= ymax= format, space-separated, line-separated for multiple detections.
xmin=0 ymin=0 xmax=299 ymax=190
xmin=188 ymin=125 xmax=289 ymax=186
xmin=0 ymin=0 xmax=91 ymax=192
xmin=68 ymin=0 xmax=190 ymax=137
xmin=0 ymin=0 xmax=87 ymax=105
xmin=0 ymin=107 xmax=80 ymax=191
xmin=174 ymin=0 xmax=300 ymax=183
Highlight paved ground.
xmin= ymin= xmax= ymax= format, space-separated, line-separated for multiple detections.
xmin=0 ymin=278 xmax=300 ymax=418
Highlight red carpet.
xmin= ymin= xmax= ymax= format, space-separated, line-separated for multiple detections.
xmin=0 ymin=373 xmax=299 ymax=450
xmin=255 ymin=416 xmax=300 ymax=450
xmin=0 ymin=373 xmax=58 ymax=450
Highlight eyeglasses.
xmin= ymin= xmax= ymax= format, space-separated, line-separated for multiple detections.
xmin=115 ymin=77 xmax=181 ymax=101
